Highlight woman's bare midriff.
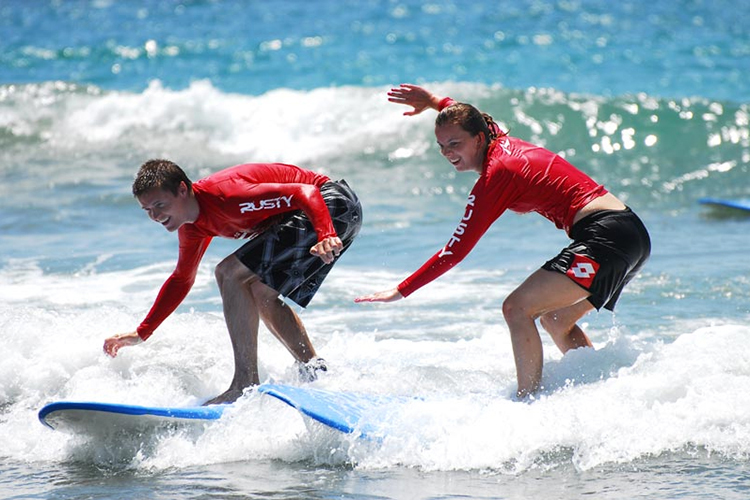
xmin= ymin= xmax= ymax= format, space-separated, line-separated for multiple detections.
xmin=572 ymin=192 xmax=627 ymax=226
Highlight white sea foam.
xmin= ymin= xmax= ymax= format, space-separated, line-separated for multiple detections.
xmin=2 ymin=263 xmax=748 ymax=472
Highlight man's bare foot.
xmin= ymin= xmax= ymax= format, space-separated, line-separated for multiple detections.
xmin=202 ymin=387 xmax=246 ymax=406
xmin=296 ymin=357 xmax=328 ymax=382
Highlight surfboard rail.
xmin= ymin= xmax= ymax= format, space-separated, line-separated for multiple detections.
xmin=38 ymin=384 xmax=411 ymax=437
xmin=38 ymin=401 xmax=226 ymax=431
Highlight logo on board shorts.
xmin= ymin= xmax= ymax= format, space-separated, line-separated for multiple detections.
xmin=566 ymin=253 xmax=599 ymax=288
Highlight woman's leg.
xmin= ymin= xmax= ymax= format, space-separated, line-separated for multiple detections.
xmin=539 ymin=300 xmax=594 ymax=353
xmin=502 ymin=269 xmax=592 ymax=398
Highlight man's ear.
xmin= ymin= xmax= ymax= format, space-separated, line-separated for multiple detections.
xmin=177 ymin=180 xmax=189 ymax=197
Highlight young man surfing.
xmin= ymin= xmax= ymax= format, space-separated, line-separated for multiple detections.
xmin=104 ymin=159 xmax=361 ymax=404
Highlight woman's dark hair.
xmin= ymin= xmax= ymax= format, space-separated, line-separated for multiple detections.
xmin=435 ymin=102 xmax=506 ymax=144
xmin=132 ymin=159 xmax=192 ymax=197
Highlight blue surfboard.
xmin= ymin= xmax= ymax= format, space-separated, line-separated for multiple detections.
xmin=38 ymin=400 xmax=227 ymax=432
xmin=698 ymin=197 xmax=750 ymax=212
xmin=259 ymin=384 xmax=405 ymax=437
xmin=39 ymin=384 xmax=406 ymax=437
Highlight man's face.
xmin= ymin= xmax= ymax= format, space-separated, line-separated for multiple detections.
xmin=137 ymin=183 xmax=190 ymax=232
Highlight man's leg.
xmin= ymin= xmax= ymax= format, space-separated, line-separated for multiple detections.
xmin=250 ymin=279 xmax=317 ymax=364
xmin=502 ymin=269 xmax=592 ymax=398
xmin=204 ymin=255 xmax=263 ymax=405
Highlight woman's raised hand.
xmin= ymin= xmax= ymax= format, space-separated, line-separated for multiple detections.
xmin=387 ymin=84 xmax=442 ymax=116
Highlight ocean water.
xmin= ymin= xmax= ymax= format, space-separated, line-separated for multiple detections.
xmin=2 ymin=0 xmax=750 ymax=499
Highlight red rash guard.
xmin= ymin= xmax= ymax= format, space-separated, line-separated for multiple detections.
xmin=137 ymin=163 xmax=335 ymax=340
xmin=397 ymin=99 xmax=607 ymax=298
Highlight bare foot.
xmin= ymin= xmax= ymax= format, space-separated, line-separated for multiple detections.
xmin=296 ymin=357 xmax=328 ymax=382
xmin=202 ymin=387 xmax=246 ymax=406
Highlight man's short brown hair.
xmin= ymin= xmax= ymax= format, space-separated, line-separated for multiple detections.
xmin=132 ymin=159 xmax=192 ymax=197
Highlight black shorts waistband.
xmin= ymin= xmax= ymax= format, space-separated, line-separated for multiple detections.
xmin=569 ymin=206 xmax=634 ymax=238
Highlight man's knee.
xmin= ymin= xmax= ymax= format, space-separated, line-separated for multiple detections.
xmin=215 ymin=255 xmax=256 ymax=288
xmin=250 ymin=279 xmax=282 ymax=306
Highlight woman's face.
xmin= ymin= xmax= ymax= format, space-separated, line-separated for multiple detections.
xmin=435 ymin=123 xmax=486 ymax=174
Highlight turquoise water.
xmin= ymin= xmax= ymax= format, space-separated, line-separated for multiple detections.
xmin=1 ymin=1 xmax=750 ymax=499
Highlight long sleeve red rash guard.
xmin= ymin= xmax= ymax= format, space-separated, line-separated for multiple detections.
xmin=136 ymin=163 xmax=335 ymax=340
xmin=397 ymin=99 xmax=607 ymax=298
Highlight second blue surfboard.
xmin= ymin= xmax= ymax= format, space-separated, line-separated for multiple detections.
xmin=698 ymin=197 xmax=750 ymax=212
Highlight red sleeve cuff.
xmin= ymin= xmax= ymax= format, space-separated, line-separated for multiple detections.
xmin=438 ymin=97 xmax=456 ymax=111
xmin=136 ymin=326 xmax=152 ymax=342
xmin=396 ymin=280 xmax=413 ymax=298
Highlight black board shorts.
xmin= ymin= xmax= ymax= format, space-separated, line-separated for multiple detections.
xmin=542 ymin=207 xmax=650 ymax=311
xmin=234 ymin=180 xmax=362 ymax=308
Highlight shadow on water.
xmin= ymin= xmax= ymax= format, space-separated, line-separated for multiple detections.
xmin=699 ymin=207 xmax=750 ymax=221
xmin=3 ymin=450 xmax=750 ymax=500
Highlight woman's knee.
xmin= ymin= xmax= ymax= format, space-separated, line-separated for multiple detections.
xmin=539 ymin=300 xmax=593 ymax=339
xmin=539 ymin=312 xmax=565 ymax=338
xmin=502 ymin=293 xmax=534 ymax=325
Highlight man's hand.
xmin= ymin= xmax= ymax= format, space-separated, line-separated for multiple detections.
xmin=354 ymin=287 xmax=404 ymax=303
xmin=103 ymin=331 xmax=142 ymax=358
xmin=387 ymin=84 xmax=443 ymax=116
xmin=310 ymin=236 xmax=343 ymax=264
